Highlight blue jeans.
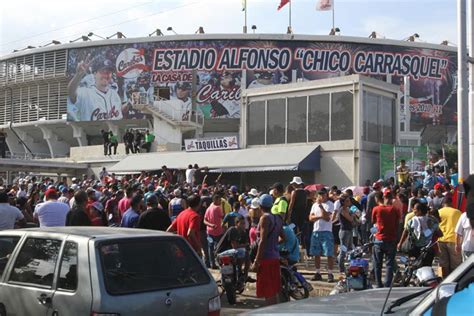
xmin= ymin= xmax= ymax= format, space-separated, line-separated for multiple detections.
xmin=207 ymin=234 xmax=222 ymax=267
xmin=372 ymin=240 xmax=396 ymax=288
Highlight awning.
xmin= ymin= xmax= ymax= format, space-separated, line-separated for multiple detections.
xmin=108 ymin=145 xmax=320 ymax=174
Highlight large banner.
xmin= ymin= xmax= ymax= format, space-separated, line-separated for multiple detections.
xmin=66 ymin=39 xmax=457 ymax=123
xmin=380 ymin=144 xmax=428 ymax=180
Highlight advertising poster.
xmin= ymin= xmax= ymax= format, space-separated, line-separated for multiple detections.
xmin=380 ymin=144 xmax=428 ymax=180
xmin=66 ymin=39 xmax=457 ymax=123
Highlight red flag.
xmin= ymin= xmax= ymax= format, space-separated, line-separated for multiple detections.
xmin=278 ymin=0 xmax=290 ymax=10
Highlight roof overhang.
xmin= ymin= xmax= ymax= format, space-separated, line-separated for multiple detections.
xmin=109 ymin=145 xmax=320 ymax=174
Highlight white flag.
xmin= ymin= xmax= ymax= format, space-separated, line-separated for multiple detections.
xmin=316 ymin=0 xmax=333 ymax=11
xmin=242 ymin=0 xmax=246 ymax=11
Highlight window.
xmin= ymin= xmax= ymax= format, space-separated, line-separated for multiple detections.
xmin=287 ymin=96 xmax=307 ymax=143
xmin=308 ymin=94 xmax=329 ymax=142
xmin=100 ymin=238 xmax=210 ymax=295
xmin=9 ymin=238 xmax=61 ymax=287
xmin=365 ymin=92 xmax=379 ymax=142
xmin=381 ymin=96 xmax=394 ymax=144
xmin=247 ymin=101 xmax=265 ymax=145
xmin=331 ymin=91 xmax=353 ymax=140
xmin=0 ymin=236 xmax=20 ymax=277
xmin=363 ymin=92 xmax=395 ymax=144
xmin=266 ymin=99 xmax=286 ymax=144
xmin=57 ymin=242 xmax=78 ymax=291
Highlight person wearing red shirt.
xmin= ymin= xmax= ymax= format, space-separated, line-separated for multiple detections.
xmin=118 ymin=187 xmax=133 ymax=217
xmin=371 ymin=191 xmax=401 ymax=288
xmin=167 ymin=194 xmax=203 ymax=256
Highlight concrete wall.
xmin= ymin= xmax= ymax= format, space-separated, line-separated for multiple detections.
xmin=69 ymin=143 xmax=181 ymax=161
xmin=315 ymin=150 xmax=355 ymax=187
xmin=359 ymin=149 xmax=381 ymax=185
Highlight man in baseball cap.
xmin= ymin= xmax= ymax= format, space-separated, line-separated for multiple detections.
xmin=34 ymin=188 xmax=70 ymax=227
xmin=270 ymin=182 xmax=288 ymax=217
xmin=68 ymin=53 xmax=123 ymax=121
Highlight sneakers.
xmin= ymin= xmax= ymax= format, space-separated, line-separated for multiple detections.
xmin=327 ymin=273 xmax=335 ymax=283
xmin=311 ymin=273 xmax=323 ymax=281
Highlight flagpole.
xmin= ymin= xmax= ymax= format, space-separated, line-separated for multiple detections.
xmin=332 ymin=1 xmax=335 ymax=31
xmin=243 ymin=0 xmax=247 ymax=34
xmin=289 ymin=0 xmax=292 ymax=33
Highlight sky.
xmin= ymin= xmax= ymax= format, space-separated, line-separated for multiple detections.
xmin=0 ymin=0 xmax=460 ymax=56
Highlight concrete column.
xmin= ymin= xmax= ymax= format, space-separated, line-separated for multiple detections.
xmin=4 ymin=129 xmax=26 ymax=157
xmin=37 ymin=126 xmax=70 ymax=158
xmin=70 ymin=123 xmax=88 ymax=147
xmin=153 ymin=116 xmax=182 ymax=146
xmin=14 ymin=129 xmax=50 ymax=158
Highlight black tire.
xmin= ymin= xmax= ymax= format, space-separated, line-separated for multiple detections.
xmin=401 ymin=270 xmax=413 ymax=287
xmin=224 ymin=283 xmax=236 ymax=305
xmin=279 ymin=273 xmax=290 ymax=302
xmin=290 ymin=284 xmax=310 ymax=300
xmin=0 ymin=305 xmax=6 ymax=316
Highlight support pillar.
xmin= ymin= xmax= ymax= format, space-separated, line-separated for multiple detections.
xmin=38 ymin=126 xmax=70 ymax=158
xmin=70 ymin=123 xmax=88 ymax=147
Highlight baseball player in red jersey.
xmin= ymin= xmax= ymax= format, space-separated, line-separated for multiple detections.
xmin=67 ymin=55 xmax=124 ymax=121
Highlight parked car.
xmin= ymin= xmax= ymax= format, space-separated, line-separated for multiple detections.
xmin=0 ymin=227 xmax=220 ymax=316
xmin=243 ymin=255 xmax=474 ymax=315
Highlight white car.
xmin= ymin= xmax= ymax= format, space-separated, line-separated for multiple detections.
xmin=0 ymin=227 xmax=220 ymax=316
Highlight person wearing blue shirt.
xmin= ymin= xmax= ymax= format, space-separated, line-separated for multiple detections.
xmin=143 ymin=184 xmax=155 ymax=205
xmin=223 ymin=202 xmax=241 ymax=227
xmin=279 ymin=224 xmax=300 ymax=264
xmin=121 ymin=195 xmax=142 ymax=228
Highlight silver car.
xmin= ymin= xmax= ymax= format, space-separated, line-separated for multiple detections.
xmin=0 ymin=227 xmax=221 ymax=316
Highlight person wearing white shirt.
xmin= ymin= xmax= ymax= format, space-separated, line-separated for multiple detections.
xmin=185 ymin=164 xmax=196 ymax=185
xmin=455 ymin=206 xmax=474 ymax=262
xmin=0 ymin=192 xmax=25 ymax=230
xmin=309 ymin=188 xmax=335 ymax=283
xmin=34 ymin=189 xmax=70 ymax=227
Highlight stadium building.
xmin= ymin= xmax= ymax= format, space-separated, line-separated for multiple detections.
xmin=0 ymin=34 xmax=458 ymax=186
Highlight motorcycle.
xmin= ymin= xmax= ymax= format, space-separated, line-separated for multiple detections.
xmin=279 ymin=249 xmax=313 ymax=301
xmin=330 ymin=241 xmax=373 ymax=295
xmin=396 ymin=241 xmax=442 ymax=288
xmin=216 ymin=249 xmax=247 ymax=305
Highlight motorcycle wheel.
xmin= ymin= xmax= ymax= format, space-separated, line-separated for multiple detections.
xmin=290 ymin=284 xmax=309 ymax=300
xmin=401 ymin=270 xmax=413 ymax=287
xmin=224 ymin=283 xmax=237 ymax=305
xmin=279 ymin=273 xmax=290 ymax=302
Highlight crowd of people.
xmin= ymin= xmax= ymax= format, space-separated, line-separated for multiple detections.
xmin=0 ymin=162 xmax=473 ymax=306
xmin=101 ymin=128 xmax=155 ymax=156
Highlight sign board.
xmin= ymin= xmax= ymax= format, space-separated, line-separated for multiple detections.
xmin=66 ymin=39 xmax=456 ymax=125
xmin=185 ymin=136 xmax=239 ymax=152
xmin=380 ymin=144 xmax=428 ymax=180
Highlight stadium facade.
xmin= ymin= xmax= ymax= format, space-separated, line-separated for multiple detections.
xmin=0 ymin=34 xmax=459 ymax=185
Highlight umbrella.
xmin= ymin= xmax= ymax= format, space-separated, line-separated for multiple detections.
xmin=343 ymin=186 xmax=366 ymax=196
xmin=304 ymin=184 xmax=326 ymax=192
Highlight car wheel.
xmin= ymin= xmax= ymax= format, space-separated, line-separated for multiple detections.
xmin=0 ymin=305 xmax=6 ymax=316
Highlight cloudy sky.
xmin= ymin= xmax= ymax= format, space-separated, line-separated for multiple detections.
xmin=0 ymin=0 xmax=459 ymax=56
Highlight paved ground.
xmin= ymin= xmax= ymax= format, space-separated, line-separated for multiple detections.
xmin=215 ymin=257 xmax=336 ymax=315
xmin=216 ymin=253 xmax=442 ymax=315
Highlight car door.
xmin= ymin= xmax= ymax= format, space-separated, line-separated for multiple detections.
xmin=2 ymin=236 xmax=62 ymax=316
xmin=48 ymin=236 xmax=92 ymax=316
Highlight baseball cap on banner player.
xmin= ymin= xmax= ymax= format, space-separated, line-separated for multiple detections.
xmin=176 ymin=81 xmax=191 ymax=90
xmin=92 ymin=57 xmax=115 ymax=73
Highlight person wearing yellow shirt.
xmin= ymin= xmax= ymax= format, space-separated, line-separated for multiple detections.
xmin=437 ymin=195 xmax=462 ymax=278
xmin=270 ymin=182 xmax=288 ymax=218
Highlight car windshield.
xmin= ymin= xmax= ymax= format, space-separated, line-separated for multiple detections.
xmin=99 ymin=237 xmax=210 ymax=295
